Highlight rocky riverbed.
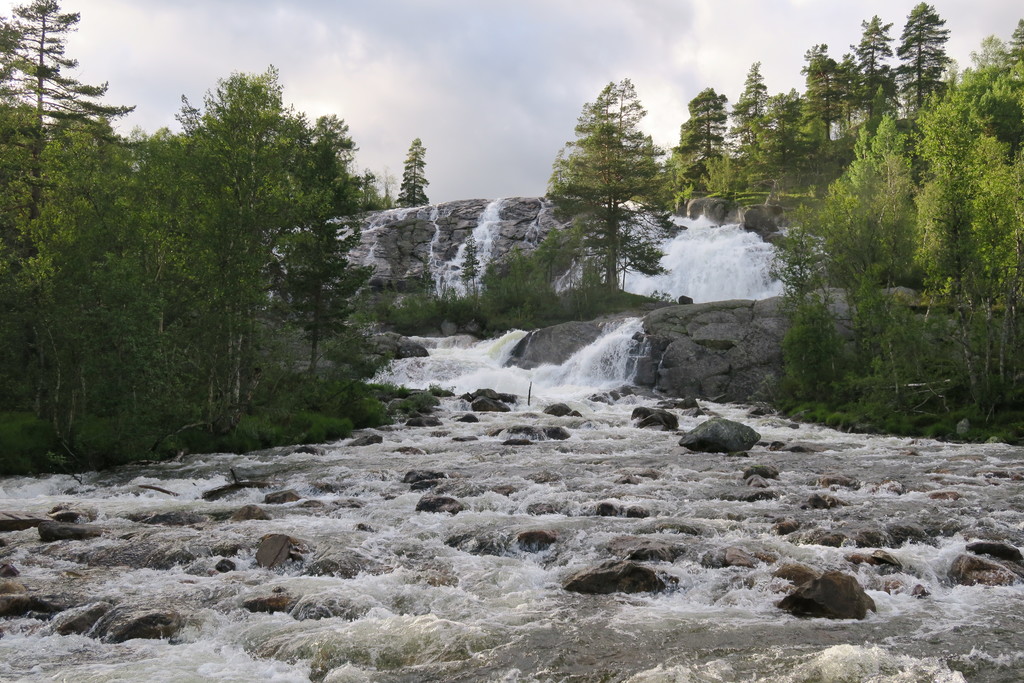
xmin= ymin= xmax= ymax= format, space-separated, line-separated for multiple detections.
xmin=1 ymin=381 xmax=1023 ymax=681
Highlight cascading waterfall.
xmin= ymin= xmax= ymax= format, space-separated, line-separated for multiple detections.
xmin=434 ymin=198 xmax=506 ymax=296
xmin=624 ymin=217 xmax=782 ymax=302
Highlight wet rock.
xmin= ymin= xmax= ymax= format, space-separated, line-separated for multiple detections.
xmin=95 ymin=606 xmax=184 ymax=642
xmin=243 ymin=589 xmax=295 ymax=614
xmin=543 ymin=403 xmax=574 ymax=417
xmin=966 ymin=541 xmax=1023 ymax=563
xmin=818 ymin=475 xmax=859 ymax=489
xmin=850 ymin=528 xmax=891 ymax=548
xmin=516 ymin=530 xmax=558 ymax=552
xmin=846 ymin=550 xmax=901 ymax=569
xmin=472 ymin=397 xmax=511 ymax=413
xmin=456 ymin=413 xmax=480 ymax=423
xmin=48 ymin=505 xmax=96 ymax=523
xmin=490 ymin=484 xmax=518 ymax=496
xmin=0 ymin=594 xmax=64 ymax=617
xmin=202 ymin=478 xmax=274 ymax=501
xmin=606 ymin=536 xmax=685 ymax=562
xmin=291 ymin=594 xmax=370 ymax=622
xmin=725 ymin=489 xmax=778 ymax=502
xmin=563 ymin=560 xmax=670 ymax=594
xmin=0 ymin=564 xmax=18 ymax=578
xmin=744 ymin=475 xmax=771 ymax=488
xmin=797 ymin=529 xmax=848 ymax=547
xmin=452 ymin=436 xmax=478 ymax=442
xmin=230 ymin=505 xmax=271 ymax=521
xmin=777 ymin=571 xmax=876 ymax=619
xmin=506 ymin=321 xmax=603 ymax=370
xmin=804 ymin=494 xmax=847 ymax=509
xmin=446 ymin=531 xmax=508 ymax=556
xmin=37 ymin=520 xmax=102 ymax=543
xmin=631 ymin=407 xmax=679 ymax=431
xmin=928 ymin=490 xmax=962 ymax=501
xmin=503 ymin=438 xmax=533 ymax=446
xmin=702 ymin=546 xmax=757 ymax=569
xmin=773 ymin=519 xmax=800 ymax=535
xmin=306 ymin=548 xmax=387 ymax=577
xmin=349 ymin=433 xmax=383 ymax=447
xmin=641 ymin=520 xmax=706 ymax=536
xmin=526 ymin=502 xmax=561 ymax=516
xmin=405 ymin=416 xmax=443 ymax=427
xmin=395 ymin=446 xmax=426 ymax=455
xmin=215 ymin=559 xmax=236 ymax=572
xmin=617 ymin=475 xmax=642 ymax=485
xmin=255 ymin=534 xmax=310 ymax=568
xmin=0 ymin=580 xmax=24 ymax=594
xmin=50 ymin=601 xmax=112 ymax=635
xmin=502 ymin=425 xmax=572 ymax=441
xmin=403 ymin=470 xmax=448 ymax=485
xmin=264 ymin=489 xmax=302 ymax=505
xmin=129 ymin=511 xmax=207 ymax=526
xmin=595 ymin=502 xmax=648 ymax=518
xmin=743 ymin=464 xmax=779 ymax=480
xmin=290 ymin=444 xmax=324 ymax=456
xmin=948 ymin=553 xmax=1020 ymax=586
xmin=678 ymin=418 xmax=760 ymax=453
xmin=773 ymin=563 xmax=821 ymax=586
xmin=0 ymin=512 xmax=46 ymax=531
xmin=870 ymin=480 xmax=906 ymax=495
xmin=886 ymin=523 xmax=932 ymax=547
xmin=415 ymin=495 xmax=465 ymax=514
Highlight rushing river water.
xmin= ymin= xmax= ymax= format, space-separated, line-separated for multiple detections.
xmin=1 ymin=328 xmax=1023 ymax=682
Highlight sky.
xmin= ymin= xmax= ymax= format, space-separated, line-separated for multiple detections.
xmin=3 ymin=0 xmax=1021 ymax=202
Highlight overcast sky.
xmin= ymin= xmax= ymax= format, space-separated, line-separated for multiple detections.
xmin=3 ymin=1 xmax=1020 ymax=202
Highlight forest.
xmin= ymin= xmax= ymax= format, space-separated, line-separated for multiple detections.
xmin=1 ymin=0 xmax=1023 ymax=475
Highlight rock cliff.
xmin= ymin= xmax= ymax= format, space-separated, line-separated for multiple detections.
xmin=352 ymin=197 xmax=566 ymax=292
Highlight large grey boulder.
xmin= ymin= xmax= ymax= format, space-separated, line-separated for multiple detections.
xmin=739 ymin=204 xmax=786 ymax=238
xmin=686 ymin=197 xmax=737 ymax=225
xmin=678 ymin=418 xmax=761 ymax=453
xmin=506 ymin=321 xmax=603 ymax=369
xmin=776 ymin=571 xmax=876 ymax=620
xmin=641 ymin=298 xmax=787 ymax=402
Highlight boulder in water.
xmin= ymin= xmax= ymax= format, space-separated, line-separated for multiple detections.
xmin=95 ymin=605 xmax=184 ymax=642
xmin=678 ymin=418 xmax=760 ymax=453
xmin=415 ymin=495 xmax=465 ymax=514
xmin=606 ymin=536 xmax=685 ymax=562
xmin=471 ymin=397 xmax=510 ymax=413
xmin=349 ymin=433 xmax=383 ymax=447
xmin=242 ymin=590 xmax=295 ymax=614
xmin=264 ymin=490 xmax=302 ymax=505
xmin=631 ymin=407 xmax=678 ymax=431
xmin=563 ymin=560 xmax=671 ymax=594
xmin=49 ymin=601 xmax=112 ymax=636
xmin=773 ymin=563 xmax=821 ymax=587
xmin=506 ymin=321 xmax=603 ymax=370
xmin=37 ymin=520 xmax=102 ymax=542
xmin=405 ymin=415 xmax=443 ymax=427
xmin=743 ymin=464 xmax=779 ymax=480
xmin=948 ymin=553 xmax=1020 ymax=586
xmin=543 ymin=403 xmax=575 ymax=417
xmin=516 ymin=529 xmax=558 ymax=552
xmin=230 ymin=505 xmax=271 ymax=522
xmin=255 ymin=534 xmax=310 ymax=568
xmin=776 ymin=571 xmax=876 ymax=619
xmin=966 ymin=541 xmax=1023 ymax=563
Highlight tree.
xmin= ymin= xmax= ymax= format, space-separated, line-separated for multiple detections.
xmin=854 ymin=16 xmax=896 ymax=118
xmin=460 ymin=235 xmax=479 ymax=297
xmin=549 ymin=79 xmax=669 ymax=290
xmin=731 ymin=62 xmax=769 ymax=150
xmin=1010 ymin=19 xmax=1024 ymax=64
xmin=896 ymin=3 xmax=950 ymax=114
xmin=677 ymin=87 xmax=729 ymax=187
xmin=750 ymin=89 xmax=805 ymax=194
xmin=801 ymin=44 xmax=842 ymax=141
xmin=5 ymin=0 xmax=132 ymax=219
xmin=397 ymin=137 xmax=428 ymax=207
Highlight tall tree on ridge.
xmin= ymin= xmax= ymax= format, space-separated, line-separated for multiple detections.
xmin=398 ymin=137 xmax=429 ymax=207
xmin=802 ymin=44 xmax=842 ymax=141
xmin=1010 ymin=19 xmax=1024 ymax=64
xmin=896 ymin=2 xmax=950 ymax=115
xmin=677 ymin=86 xmax=729 ymax=189
xmin=731 ymin=62 xmax=769 ymax=150
xmin=5 ymin=0 xmax=132 ymax=219
xmin=549 ymin=79 xmax=669 ymax=290
xmin=854 ymin=16 xmax=896 ymax=118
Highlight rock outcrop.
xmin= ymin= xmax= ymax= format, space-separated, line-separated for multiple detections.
xmin=353 ymin=197 xmax=565 ymax=292
xmin=641 ymin=298 xmax=788 ymax=401
xmin=685 ymin=197 xmax=787 ymax=239
xmin=506 ymin=321 xmax=603 ymax=370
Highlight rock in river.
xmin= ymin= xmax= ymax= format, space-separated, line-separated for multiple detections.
xmin=776 ymin=571 xmax=876 ymax=619
xmin=563 ymin=560 xmax=671 ymax=594
xmin=678 ymin=418 xmax=760 ymax=453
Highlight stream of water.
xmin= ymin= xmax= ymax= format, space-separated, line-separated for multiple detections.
xmin=1 ymin=326 xmax=1023 ymax=681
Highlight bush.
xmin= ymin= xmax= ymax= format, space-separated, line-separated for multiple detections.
xmin=0 ymin=412 xmax=61 ymax=475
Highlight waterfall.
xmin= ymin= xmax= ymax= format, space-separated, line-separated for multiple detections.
xmin=434 ymin=198 xmax=506 ymax=296
xmin=624 ymin=218 xmax=782 ymax=302
xmin=532 ymin=319 xmax=645 ymax=389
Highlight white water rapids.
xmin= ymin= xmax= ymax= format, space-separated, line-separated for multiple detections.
xmin=2 ymin=322 xmax=1023 ymax=681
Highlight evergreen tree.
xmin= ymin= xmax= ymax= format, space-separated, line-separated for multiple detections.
xmin=1010 ymin=19 xmax=1024 ymax=64
xmin=549 ymin=79 xmax=669 ymax=290
xmin=5 ymin=0 xmax=133 ymax=218
xmin=751 ymin=89 xmax=805 ymax=194
xmin=801 ymin=44 xmax=842 ymax=141
xmin=854 ymin=16 xmax=896 ymax=118
xmin=896 ymin=3 xmax=950 ymax=114
xmin=460 ymin=235 xmax=479 ymax=297
xmin=677 ymin=87 xmax=728 ymax=188
xmin=730 ymin=62 xmax=768 ymax=149
xmin=397 ymin=137 xmax=428 ymax=207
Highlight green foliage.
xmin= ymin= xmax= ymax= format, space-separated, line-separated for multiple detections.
xmin=397 ymin=138 xmax=429 ymax=207
xmin=549 ymin=79 xmax=670 ymax=290
xmin=0 ymin=412 xmax=60 ymax=475
xmin=896 ymin=3 xmax=951 ymax=114
xmin=780 ymin=301 xmax=846 ymax=400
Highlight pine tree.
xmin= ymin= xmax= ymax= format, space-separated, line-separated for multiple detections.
xmin=549 ymin=79 xmax=669 ymax=290
xmin=896 ymin=3 xmax=950 ymax=115
xmin=397 ymin=138 xmax=428 ymax=207
xmin=1011 ymin=19 xmax=1024 ymax=64
xmin=677 ymin=87 xmax=728 ymax=188
xmin=5 ymin=0 xmax=133 ymax=218
xmin=854 ymin=16 xmax=896 ymax=118
xmin=801 ymin=44 xmax=842 ymax=141
xmin=730 ymin=63 xmax=768 ymax=149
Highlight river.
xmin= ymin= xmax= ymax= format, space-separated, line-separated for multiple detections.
xmin=1 ymin=323 xmax=1023 ymax=682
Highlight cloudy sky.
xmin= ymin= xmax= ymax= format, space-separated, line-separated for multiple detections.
xmin=4 ymin=0 xmax=1020 ymax=202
